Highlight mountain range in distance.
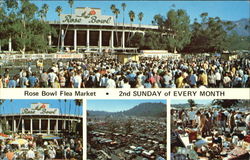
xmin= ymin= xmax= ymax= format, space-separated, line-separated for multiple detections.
xmin=229 ymin=18 xmax=250 ymax=37
xmin=88 ymin=102 xmax=166 ymax=117
xmin=171 ymin=103 xmax=206 ymax=109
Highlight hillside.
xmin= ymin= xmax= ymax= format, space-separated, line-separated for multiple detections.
xmin=171 ymin=103 xmax=206 ymax=109
xmin=88 ymin=111 xmax=112 ymax=116
xmin=88 ymin=102 xmax=166 ymax=117
xmin=115 ymin=102 xmax=166 ymax=117
xmin=230 ymin=18 xmax=250 ymax=37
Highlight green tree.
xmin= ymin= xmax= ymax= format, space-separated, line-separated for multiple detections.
xmin=188 ymin=99 xmax=196 ymax=108
xmin=56 ymin=5 xmax=63 ymax=51
xmin=121 ymin=3 xmax=127 ymax=27
xmin=74 ymin=99 xmax=83 ymax=116
xmin=110 ymin=4 xmax=116 ymax=13
xmin=68 ymin=0 xmax=74 ymax=14
xmin=0 ymin=0 xmax=55 ymax=53
xmin=64 ymin=0 xmax=74 ymax=41
xmin=152 ymin=9 xmax=191 ymax=53
xmin=165 ymin=9 xmax=191 ymax=53
xmin=127 ymin=10 xmax=135 ymax=45
xmin=38 ymin=4 xmax=49 ymax=21
xmin=0 ymin=99 xmax=5 ymax=114
xmin=227 ymin=32 xmax=250 ymax=51
xmin=43 ymin=4 xmax=49 ymax=19
xmin=128 ymin=10 xmax=135 ymax=27
xmin=129 ymin=32 xmax=143 ymax=48
xmin=143 ymin=31 xmax=166 ymax=49
xmin=184 ymin=13 xmax=235 ymax=53
xmin=212 ymin=99 xmax=239 ymax=108
xmin=138 ymin=12 xmax=144 ymax=27
xmin=114 ymin=8 xmax=120 ymax=22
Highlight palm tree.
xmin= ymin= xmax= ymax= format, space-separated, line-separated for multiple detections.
xmin=110 ymin=4 xmax=119 ymax=47
xmin=129 ymin=10 xmax=135 ymax=27
xmin=127 ymin=10 xmax=135 ymax=45
xmin=38 ymin=9 xmax=44 ymax=20
xmin=56 ymin=6 xmax=62 ymax=51
xmin=138 ymin=12 xmax=144 ymax=27
xmin=64 ymin=0 xmax=74 ymax=50
xmin=110 ymin=4 xmax=116 ymax=13
xmin=68 ymin=0 xmax=74 ymax=14
xmin=0 ymin=100 xmax=6 ymax=131
xmin=114 ymin=8 xmax=120 ymax=46
xmin=114 ymin=8 xmax=120 ymax=22
xmin=121 ymin=3 xmax=127 ymax=27
xmin=42 ymin=4 xmax=49 ymax=20
xmin=0 ymin=99 xmax=5 ymax=115
xmin=56 ymin=5 xmax=63 ymax=18
xmin=74 ymin=99 xmax=83 ymax=116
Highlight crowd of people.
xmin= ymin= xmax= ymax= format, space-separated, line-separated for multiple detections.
xmin=172 ymin=107 xmax=250 ymax=136
xmin=0 ymin=133 xmax=83 ymax=160
xmin=0 ymin=56 xmax=249 ymax=88
xmin=171 ymin=106 xmax=250 ymax=159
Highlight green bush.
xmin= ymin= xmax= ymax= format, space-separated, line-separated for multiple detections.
xmin=48 ymin=47 xmax=57 ymax=53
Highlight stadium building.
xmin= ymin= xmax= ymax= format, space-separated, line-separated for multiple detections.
xmin=0 ymin=103 xmax=82 ymax=135
xmin=49 ymin=7 xmax=158 ymax=53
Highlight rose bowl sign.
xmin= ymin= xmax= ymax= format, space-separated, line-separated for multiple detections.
xmin=60 ymin=7 xmax=114 ymax=26
xmin=21 ymin=103 xmax=59 ymax=115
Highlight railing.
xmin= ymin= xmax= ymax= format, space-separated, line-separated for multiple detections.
xmin=0 ymin=53 xmax=84 ymax=60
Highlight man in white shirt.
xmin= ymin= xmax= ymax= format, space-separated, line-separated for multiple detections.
xmin=223 ymin=73 xmax=231 ymax=88
xmin=48 ymin=69 xmax=58 ymax=88
xmin=106 ymin=75 xmax=116 ymax=88
xmin=26 ymin=148 xmax=35 ymax=159
xmin=99 ymin=74 xmax=108 ymax=87
xmin=73 ymin=72 xmax=82 ymax=88
xmin=121 ymin=78 xmax=131 ymax=88
xmin=215 ymin=70 xmax=221 ymax=88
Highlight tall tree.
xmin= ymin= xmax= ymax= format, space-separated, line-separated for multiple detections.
xmin=138 ymin=12 xmax=144 ymax=27
xmin=184 ymin=13 xmax=235 ymax=53
xmin=165 ymin=9 xmax=191 ymax=53
xmin=74 ymin=99 xmax=83 ymax=116
xmin=110 ymin=4 xmax=116 ymax=13
xmin=41 ymin=4 xmax=49 ymax=20
xmin=128 ymin=10 xmax=135 ymax=27
xmin=127 ymin=10 xmax=135 ymax=46
xmin=152 ymin=9 xmax=191 ymax=53
xmin=114 ymin=8 xmax=120 ymax=46
xmin=212 ymin=99 xmax=239 ymax=108
xmin=114 ymin=8 xmax=120 ymax=24
xmin=56 ymin=6 xmax=62 ymax=51
xmin=121 ymin=3 xmax=126 ymax=27
xmin=64 ymin=0 xmax=74 ymax=51
xmin=110 ymin=5 xmax=120 ymax=47
xmin=68 ymin=0 xmax=74 ymax=14
xmin=188 ymin=99 xmax=196 ymax=108
xmin=0 ymin=0 xmax=55 ymax=53
xmin=0 ymin=99 xmax=5 ymax=114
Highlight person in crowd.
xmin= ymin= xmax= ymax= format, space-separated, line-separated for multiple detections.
xmin=19 ymin=72 xmax=29 ymax=88
xmin=246 ymin=112 xmax=250 ymax=134
xmin=228 ymin=110 xmax=236 ymax=133
xmin=1 ymin=56 xmax=249 ymax=88
xmin=217 ymin=110 xmax=227 ymax=132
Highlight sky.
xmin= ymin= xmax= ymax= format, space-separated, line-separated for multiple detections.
xmin=87 ymin=99 xmax=166 ymax=112
xmin=0 ymin=99 xmax=83 ymax=115
xmin=171 ymin=99 xmax=213 ymax=105
xmin=32 ymin=1 xmax=250 ymax=24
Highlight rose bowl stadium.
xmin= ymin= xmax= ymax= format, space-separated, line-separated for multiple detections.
xmin=0 ymin=103 xmax=82 ymax=135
